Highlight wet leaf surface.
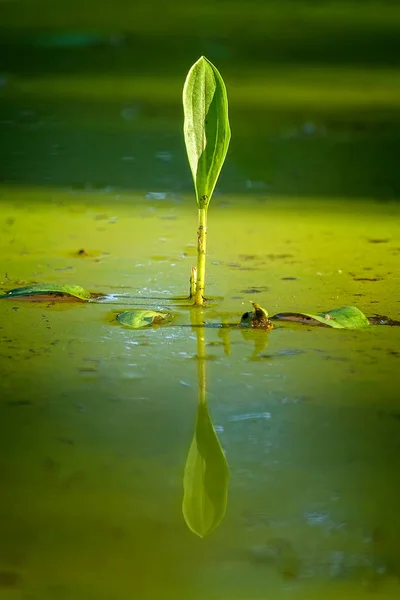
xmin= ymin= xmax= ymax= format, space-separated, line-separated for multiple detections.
xmin=0 ymin=284 xmax=91 ymax=301
xmin=183 ymin=56 xmax=231 ymax=208
xmin=116 ymin=310 xmax=171 ymax=329
xmin=272 ymin=306 xmax=370 ymax=329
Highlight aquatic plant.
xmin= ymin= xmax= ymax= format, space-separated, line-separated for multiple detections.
xmin=183 ymin=56 xmax=231 ymax=306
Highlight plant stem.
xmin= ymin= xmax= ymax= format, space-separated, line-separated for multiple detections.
xmin=194 ymin=206 xmax=208 ymax=306
xmin=189 ymin=266 xmax=197 ymax=299
xmin=191 ymin=308 xmax=206 ymax=405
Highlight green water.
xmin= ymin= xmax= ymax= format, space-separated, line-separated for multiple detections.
xmin=1 ymin=1 xmax=400 ymax=598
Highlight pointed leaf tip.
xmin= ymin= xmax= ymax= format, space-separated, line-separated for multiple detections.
xmin=183 ymin=56 xmax=231 ymax=208
xmin=1 ymin=284 xmax=91 ymax=300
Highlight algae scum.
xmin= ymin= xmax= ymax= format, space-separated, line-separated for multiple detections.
xmin=1 ymin=193 xmax=400 ymax=599
xmin=1 ymin=1 xmax=400 ymax=598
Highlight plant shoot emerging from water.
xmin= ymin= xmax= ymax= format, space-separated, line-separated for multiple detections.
xmin=183 ymin=56 xmax=231 ymax=305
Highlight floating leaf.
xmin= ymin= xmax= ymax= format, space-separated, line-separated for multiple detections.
xmin=116 ymin=310 xmax=171 ymax=329
xmin=183 ymin=401 xmax=229 ymax=538
xmin=183 ymin=56 xmax=231 ymax=208
xmin=240 ymin=302 xmax=274 ymax=330
xmin=1 ymin=284 xmax=91 ymax=301
xmin=272 ymin=306 xmax=369 ymax=329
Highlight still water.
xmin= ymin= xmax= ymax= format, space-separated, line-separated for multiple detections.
xmin=0 ymin=192 xmax=399 ymax=599
xmin=1 ymin=0 xmax=400 ymax=598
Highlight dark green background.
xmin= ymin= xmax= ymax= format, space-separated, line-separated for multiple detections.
xmin=1 ymin=0 xmax=400 ymax=198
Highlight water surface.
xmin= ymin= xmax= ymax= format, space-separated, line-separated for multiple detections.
xmin=1 ymin=1 xmax=400 ymax=598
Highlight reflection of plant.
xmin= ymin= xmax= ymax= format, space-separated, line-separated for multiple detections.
xmin=182 ymin=309 xmax=229 ymax=537
xmin=183 ymin=56 xmax=231 ymax=306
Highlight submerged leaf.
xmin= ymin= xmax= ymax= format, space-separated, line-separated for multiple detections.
xmin=183 ymin=401 xmax=229 ymax=538
xmin=272 ymin=306 xmax=369 ymax=329
xmin=116 ymin=310 xmax=171 ymax=329
xmin=183 ymin=56 xmax=231 ymax=208
xmin=1 ymin=284 xmax=91 ymax=301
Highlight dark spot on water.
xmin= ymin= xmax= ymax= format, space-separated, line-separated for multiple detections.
xmin=0 ymin=571 xmax=22 ymax=587
xmin=12 ymin=306 xmax=20 ymax=311
xmin=241 ymin=287 xmax=269 ymax=294
xmin=353 ymin=293 xmax=365 ymax=297
xmin=239 ymin=254 xmax=258 ymax=261
xmin=281 ymin=277 xmax=297 ymax=280
xmin=77 ymin=248 xmax=88 ymax=256
xmin=353 ymin=277 xmax=383 ymax=282
xmin=368 ymin=239 xmax=390 ymax=244
xmin=260 ymin=349 xmax=304 ymax=359
xmin=387 ymin=350 xmax=400 ymax=357
xmin=267 ymin=254 xmax=293 ymax=260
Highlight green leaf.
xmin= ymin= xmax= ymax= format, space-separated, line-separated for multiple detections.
xmin=1 ymin=284 xmax=91 ymax=300
xmin=116 ymin=310 xmax=171 ymax=329
xmin=183 ymin=401 xmax=229 ymax=538
xmin=272 ymin=306 xmax=370 ymax=329
xmin=183 ymin=56 xmax=231 ymax=208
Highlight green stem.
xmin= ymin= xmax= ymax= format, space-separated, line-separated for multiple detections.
xmin=191 ymin=308 xmax=207 ymax=406
xmin=189 ymin=266 xmax=197 ymax=299
xmin=194 ymin=206 xmax=208 ymax=306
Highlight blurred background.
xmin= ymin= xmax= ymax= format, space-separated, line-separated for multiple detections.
xmin=1 ymin=0 xmax=400 ymax=199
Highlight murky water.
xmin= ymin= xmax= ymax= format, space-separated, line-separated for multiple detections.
xmin=1 ymin=1 xmax=400 ymax=598
xmin=1 ymin=192 xmax=399 ymax=599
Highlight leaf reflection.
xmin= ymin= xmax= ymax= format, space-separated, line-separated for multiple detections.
xmin=182 ymin=309 xmax=229 ymax=538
